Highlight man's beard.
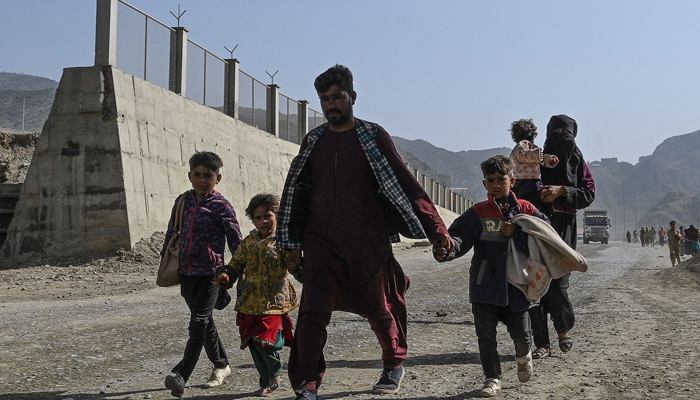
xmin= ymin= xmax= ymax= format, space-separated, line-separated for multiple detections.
xmin=325 ymin=109 xmax=351 ymax=127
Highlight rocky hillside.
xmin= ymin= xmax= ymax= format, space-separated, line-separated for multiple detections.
xmin=393 ymin=130 xmax=700 ymax=236
xmin=392 ymin=137 xmax=510 ymax=203
xmin=0 ymin=129 xmax=39 ymax=183
xmin=0 ymin=72 xmax=58 ymax=132
xmin=643 ymin=192 xmax=700 ymax=230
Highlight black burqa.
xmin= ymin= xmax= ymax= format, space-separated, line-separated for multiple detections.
xmin=541 ymin=114 xmax=581 ymax=189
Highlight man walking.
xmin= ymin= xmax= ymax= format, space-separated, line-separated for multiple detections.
xmin=278 ymin=64 xmax=453 ymax=400
xmin=668 ymin=221 xmax=682 ymax=266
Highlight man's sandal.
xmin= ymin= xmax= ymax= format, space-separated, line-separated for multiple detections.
xmin=532 ymin=347 xmax=550 ymax=359
xmin=558 ymin=337 xmax=573 ymax=353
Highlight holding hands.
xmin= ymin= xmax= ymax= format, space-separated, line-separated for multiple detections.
xmin=432 ymin=233 xmax=455 ymax=261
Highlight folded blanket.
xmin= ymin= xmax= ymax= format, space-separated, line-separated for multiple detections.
xmin=507 ymin=213 xmax=588 ymax=302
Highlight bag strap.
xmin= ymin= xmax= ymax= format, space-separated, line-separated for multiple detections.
xmin=173 ymin=192 xmax=189 ymax=233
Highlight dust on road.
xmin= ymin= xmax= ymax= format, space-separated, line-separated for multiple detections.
xmin=1 ymin=240 xmax=699 ymax=400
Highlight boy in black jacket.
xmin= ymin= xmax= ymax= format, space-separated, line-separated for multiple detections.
xmin=434 ymin=155 xmax=549 ymax=397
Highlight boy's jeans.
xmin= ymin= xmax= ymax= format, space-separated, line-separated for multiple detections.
xmin=173 ymin=275 xmax=229 ymax=382
xmin=472 ymin=302 xmax=532 ymax=380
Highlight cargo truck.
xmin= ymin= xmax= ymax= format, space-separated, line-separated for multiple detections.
xmin=583 ymin=210 xmax=610 ymax=244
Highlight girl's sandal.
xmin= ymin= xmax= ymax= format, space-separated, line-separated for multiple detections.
xmin=532 ymin=347 xmax=550 ymax=359
xmin=558 ymin=337 xmax=573 ymax=353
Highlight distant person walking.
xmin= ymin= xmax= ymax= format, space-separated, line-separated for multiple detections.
xmin=626 ymin=230 xmax=631 ymax=243
xmin=650 ymin=226 xmax=656 ymax=247
xmin=659 ymin=227 xmax=666 ymax=246
xmin=633 ymin=229 xmax=638 ymax=243
xmin=529 ymin=115 xmax=595 ymax=359
xmin=640 ymin=227 xmax=646 ymax=247
xmin=668 ymin=221 xmax=682 ymax=266
xmin=680 ymin=227 xmax=686 ymax=256
xmin=685 ymin=225 xmax=700 ymax=255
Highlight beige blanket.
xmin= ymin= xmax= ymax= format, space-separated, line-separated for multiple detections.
xmin=507 ymin=214 xmax=588 ymax=302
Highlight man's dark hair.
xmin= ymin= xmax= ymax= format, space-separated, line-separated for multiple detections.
xmin=670 ymin=220 xmax=676 ymax=225
xmin=245 ymin=193 xmax=280 ymax=220
xmin=481 ymin=155 xmax=514 ymax=177
xmin=509 ymin=118 xmax=538 ymax=143
xmin=314 ymin=64 xmax=354 ymax=94
xmin=189 ymin=151 xmax=223 ymax=172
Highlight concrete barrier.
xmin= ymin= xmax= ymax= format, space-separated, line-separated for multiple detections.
xmin=1 ymin=66 xmax=459 ymax=266
xmin=1 ymin=66 xmax=298 ymax=265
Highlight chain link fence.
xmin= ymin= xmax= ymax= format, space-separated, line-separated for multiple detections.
xmin=309 ymin=108 xmax=325 ymax=131
xmin=116 ymin=1 xmax=172 ymax=89
xmin=185 ymin=40 xmax=225 ymax=110
xmin=279 ymin=93 xmax=299 ymax=143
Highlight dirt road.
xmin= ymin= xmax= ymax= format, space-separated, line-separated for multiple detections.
xmin=1 ymin=240 xmax=699 ymax=400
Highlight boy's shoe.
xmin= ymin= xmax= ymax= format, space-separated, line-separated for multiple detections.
xmin=164 ymin=372 xmax=185 ymax=398
xmin=479 ymin=378 xmax=501 ymax=397
xmin=371 ymin=365 xmax=405 ymax=394
xmin=203 ymin=365 xmax=231 ymax=388
xmin=294 ymin=389 xmax=319 ymax=400
xmin=516 ymin=351 xmax=534 ymax=382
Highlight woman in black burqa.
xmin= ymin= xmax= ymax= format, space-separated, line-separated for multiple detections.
xmin=528 ymin=115 xmax=596 ymax=359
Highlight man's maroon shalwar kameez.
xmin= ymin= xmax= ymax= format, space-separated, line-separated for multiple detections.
xmin=288 ymin=126 xmax=448 ymax=391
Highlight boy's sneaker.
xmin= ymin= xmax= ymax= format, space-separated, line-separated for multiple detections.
xmin=164 ymin=372 xmax=185 ymax=398
xmin=203 ymin=365 xmax=231 ymax=388
xmin=294 ymin=389 xmax=319 ymax=400
xmin=516 ymin=351 xmax=534 ymax=382
xmin=371 ymin=365 xmax=405 ymax=394
xmin=479 ymin=378 xmax=501 ymax=397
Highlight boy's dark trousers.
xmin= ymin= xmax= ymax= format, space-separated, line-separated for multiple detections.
xmin=472 ymin=302 xmax=532 ymax=380
xmin=172 ymin=275 xmax=229 ymax=382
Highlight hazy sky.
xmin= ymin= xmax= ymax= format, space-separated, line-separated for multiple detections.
xmin=2 ymin=0 xmax=699 ymax=164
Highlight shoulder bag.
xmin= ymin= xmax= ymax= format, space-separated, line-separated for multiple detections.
xmin=156 ymin=193 xmax=188 ymax=287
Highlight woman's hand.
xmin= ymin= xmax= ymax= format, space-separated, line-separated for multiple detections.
xmin=540 ymin=185 xmax=564 ymax=203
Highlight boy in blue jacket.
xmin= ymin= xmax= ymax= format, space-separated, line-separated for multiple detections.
xmin=162 ymin=151 xmax=243 ymax=398
xmin=434 ymin=155 xmax=549 ymax=397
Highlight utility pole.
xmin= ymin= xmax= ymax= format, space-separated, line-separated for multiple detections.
xmin=15 ymin=95 xmax=33 ymax=131
xmin=613 ymin=192 xmax=617 ymax=239
xmin=622 ymin=186 xmax=626 ymax=234
xmin=632 ymin=176 xmax=638 ymax=230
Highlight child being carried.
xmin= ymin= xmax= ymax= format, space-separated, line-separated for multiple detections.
xmin=508 ymin=118 xmax=559 ymax=207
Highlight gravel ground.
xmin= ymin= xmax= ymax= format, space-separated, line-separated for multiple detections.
xmin=1 ymin=239 xmax=699 ymax=400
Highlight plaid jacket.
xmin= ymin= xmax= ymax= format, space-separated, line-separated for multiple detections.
xmin=277 ymin=119 xmax=427 ymax=249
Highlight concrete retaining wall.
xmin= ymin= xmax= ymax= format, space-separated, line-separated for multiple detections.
xmin=1 ymin=66 xmax=458 ymax=266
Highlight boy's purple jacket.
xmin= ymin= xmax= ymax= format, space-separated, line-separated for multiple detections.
xmin=162 ymin=189 xmax=242 ymax=276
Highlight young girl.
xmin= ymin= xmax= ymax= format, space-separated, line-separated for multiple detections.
xmin=216 ymin=193 xmax=299 ymax=396
xmin=508 ymin=118 xmax=559 ymax=207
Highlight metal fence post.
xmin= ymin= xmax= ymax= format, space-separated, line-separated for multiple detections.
xmin=224 ymin=58 xmax=240 ymax=119
xmin=95 ymin=0 xmax=118 ymax=66
xmin=298 ymin=100 xmax=309 ymax=144
xmin=434 ymin=182 xmax=440 ymax=207
xmin=267 ymin=84 xmax=280 ymax=136
xmin=169 ymin=26 xmax=188 ymax=95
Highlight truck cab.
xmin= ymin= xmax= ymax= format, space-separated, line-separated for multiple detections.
xmin=583 ymin=210 xmax=610 ymax=244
